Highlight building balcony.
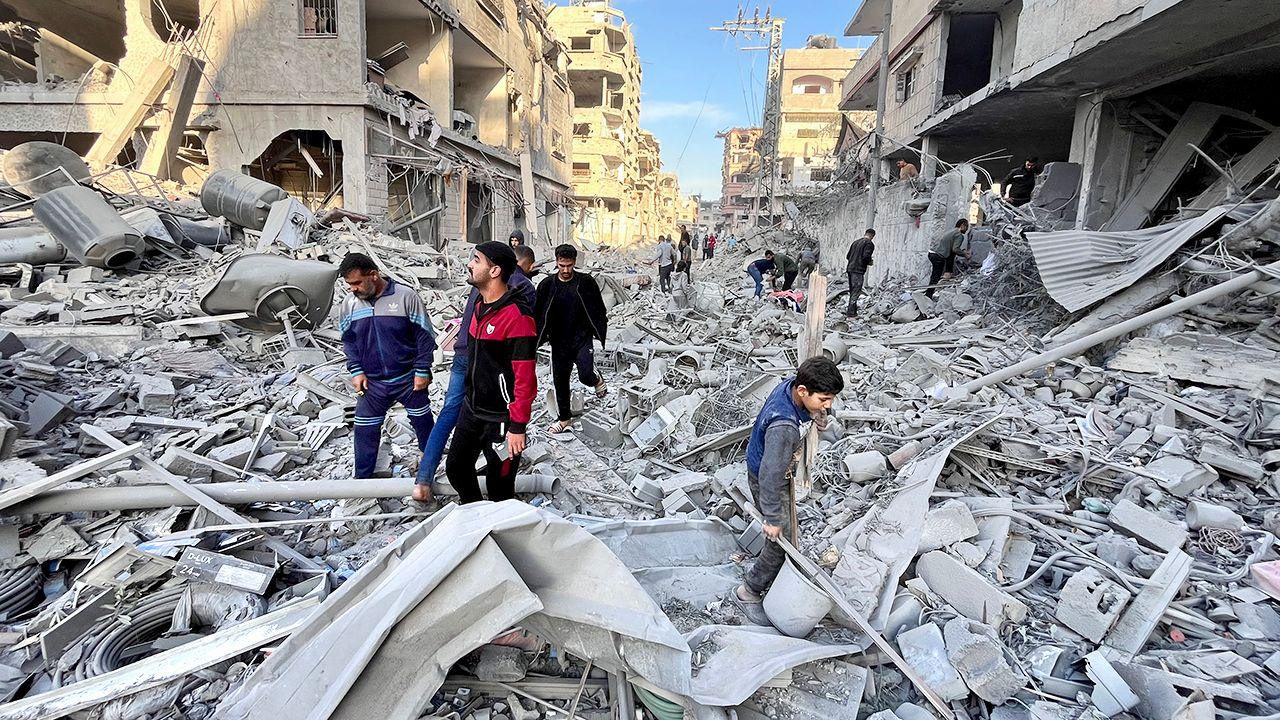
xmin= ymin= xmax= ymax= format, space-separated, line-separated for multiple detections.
xmin=568 ymin=51 xmax=630 ymax=81
xmin=573 ymin=134 xmax=625 ymax=160
xmin=574 ymin=174 xmax=627 ymax=202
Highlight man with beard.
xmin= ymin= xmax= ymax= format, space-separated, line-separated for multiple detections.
xmin=337 ymin=253 xmax=437 ymax=481
xmin=533 ymin=244 xmax=608 ymax=434
xmin=444 ymin=241 xmax=538 ymax=503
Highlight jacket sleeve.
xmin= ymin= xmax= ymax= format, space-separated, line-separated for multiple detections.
xmin=533 ymin=277 xmax=550 ymax=342
xmin=404 ymin=292 xmax=437 ymax=380
xmin=506 ymin=308 xmax=538 ymax=434
xmin=756 ymin=420 xmax=801 ymax=526
xmin=583 ymin=275 xmax=609 ymax=345
xmin=337 ymin=298 xmax=363 ymax=378
xmin=862 ymin=241 xmax=875 ymax=267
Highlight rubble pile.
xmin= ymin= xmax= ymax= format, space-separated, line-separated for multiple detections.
xmin=0 ymin=138 xmax=1278 ymax=720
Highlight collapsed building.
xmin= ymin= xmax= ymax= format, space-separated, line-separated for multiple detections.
xmin=0 ymin=0 xmax=1279 ymax=719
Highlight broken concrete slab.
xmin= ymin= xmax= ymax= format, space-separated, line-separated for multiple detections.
xmin=916 ymin=500 xmax=979 ymax=554
xmin=1054 ymin=567 xmax=1131 ymax=642
xmin=895 ymin=622 xmax=967 ymax=701
xmin=916 ymin=551 xmax=1027 ymax=626
xmin=1106 ymin=499 xmax=1187 ymax=552
xmin=944 ymin=617 xmax=1026 ymax=704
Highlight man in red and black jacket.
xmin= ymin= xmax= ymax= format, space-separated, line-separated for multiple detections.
xmin=445 ymin=241 xmax=538 ymax=503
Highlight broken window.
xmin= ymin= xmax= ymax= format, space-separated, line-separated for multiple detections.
xmin=572 ymin=123 xmax=591 ymax=137
xmin=810 ymin=168 xmax=833 ymax=182
xmin=552 ymin=130 xmax=565 ymax=160
xmin=572 ymin=162 xmax=591 ymax=177
xmin=477 ymin=0 xmax=504 ymax=27
xmin=942 ymin=14 xmax=996 ymax=98
xmin=386 ymin=167 xmax=443 ymax=248
xmin=466 ymin=180 xmax=494 ymax=245
xmin=248 ymin=130 xmax=343 ymax=210
xmin=299 ymin=0 xmax=337 ymax=37
xmin=795 ymin=129 xmax=820 ymax=139
xmin=895 ymin=66 xmax=917 ymax=103
xmin=571 ymin=36 xmax=592 ymax=51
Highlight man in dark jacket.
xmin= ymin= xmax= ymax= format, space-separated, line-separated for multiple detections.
xmin=445 ymin=241 xmax=538 ymax=504
xmin=845 ymin=228 xmax=876 ymax=317
xmin=1002 ymin=157 xmax=1038 ymax=206
xmin=414 ymin=248 xmax=535 ymax=502
xmin=338 ymin=253 xmax=437 ymax=481
xmin=534 ymin=244 xmax=608 ymax=433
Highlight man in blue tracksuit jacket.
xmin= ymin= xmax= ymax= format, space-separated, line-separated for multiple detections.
xmin=338 ymin=253 xmax=437 ymax=481
xmin=412 ymin=245 xmax=536 ymax=501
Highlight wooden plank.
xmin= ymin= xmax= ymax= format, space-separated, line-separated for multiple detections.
xmin=86 ymin=58 xmax=176 ymax=169
xmin=792 ymin=272 xmax=827 ymax=530
xmin=78 ymin=424 xmax=322 ymax=572
xmin=0 ymin=443 xmax=142 ymax=512
xmin=138 ymin=54 xmax=204 ymax=179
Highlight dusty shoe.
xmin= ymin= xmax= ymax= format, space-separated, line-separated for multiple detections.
xmin=734 ymin=584 xmax=762 ymax=604
xmin=411 ymin=483 xmax=434 ymax=503
xmin=594 ymin=379 xmax=608 ymax=398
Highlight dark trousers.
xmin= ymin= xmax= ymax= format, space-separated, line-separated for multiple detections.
xmin=702 ymin=247 xmax=713 ymax=259
xmin=353 ymin=376 xmax=434 ymax=479
xmin=744 ymin=470 xmax=791 ymax=595
xmin=551 ymin=341 xmax=599 ymax=422
xmin=444 ymin=405 xmax=519 ymax=504
xmin=658 ymin=263 xmax=673 ymax=292
xmin=1009 ymin=196 xmax=1030 ymax=207
xmin=846 ymin=270 xmax=866 ymax=315
xmin=780 ymin=270 xmax=798 ymax=291
xmin=926 ymin=252 xmax=948 ymax=298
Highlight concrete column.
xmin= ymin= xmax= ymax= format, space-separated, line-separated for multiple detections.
xmin=422 ymin=29 xmax=454 ymax=117
xmin=920 ymin=135 xmax=940 ymax=179
xmin=1072 ymin=92 xmax=1104 ymax=230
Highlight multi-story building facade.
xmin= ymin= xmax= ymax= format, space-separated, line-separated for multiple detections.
xmin=840 ymin=0 xmax=1280 ymax=230
xmin=777 ymin=44 xmax=864 ymax=197
xmin=717 ymin=127 xmax=762 ymax=234
xmin=549 ymin=0 xmax=694 ymax=246
xmin=0 ymin=0 xmax=577 ymax=248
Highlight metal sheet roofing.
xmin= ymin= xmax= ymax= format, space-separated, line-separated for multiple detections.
xmin=1025 ymin=207 xmax=1230 ymax=312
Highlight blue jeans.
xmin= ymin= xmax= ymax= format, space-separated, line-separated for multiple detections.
xmin=747 ymin=266 xmax=764 ymax=297
xmin=416 ymin=354 xmax=468 ymax=485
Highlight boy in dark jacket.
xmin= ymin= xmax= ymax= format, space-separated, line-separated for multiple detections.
xmin=444 ymin=241 xmax=538 ymax=503
xmin=534 ymin=244 xmax=609 ymax=433
xmin=338 ymin=253 xmax=437 ymax=480
xmin=736 ymin=358 xmax=844 ymax=603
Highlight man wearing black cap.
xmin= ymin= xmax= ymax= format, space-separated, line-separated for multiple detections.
xmin=445 ymin=240 xmax=538 ymax=503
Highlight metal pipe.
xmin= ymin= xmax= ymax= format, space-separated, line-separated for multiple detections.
xmin=957 ymin=258 xmax=1280 ymax=395
xmin=9 ymin=478 xmax=415 ymax=515
xmin=0 ymin=226 xmax=65 ymax=264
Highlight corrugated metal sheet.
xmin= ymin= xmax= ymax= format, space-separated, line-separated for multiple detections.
xmin=1025 ymin=207 xmax=1230 ymax=312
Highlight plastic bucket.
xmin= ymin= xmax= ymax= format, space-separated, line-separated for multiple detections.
xmin=762 ymin=559 xmax=833 ymax=637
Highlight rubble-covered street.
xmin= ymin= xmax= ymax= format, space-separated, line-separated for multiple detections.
xmin=1 ymin=0 xmax=1280 ymax=719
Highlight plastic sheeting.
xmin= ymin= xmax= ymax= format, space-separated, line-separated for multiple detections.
xmin=215 ymin=501 xmax=693 ymax=720
xmin=684 ymin=625 xmax=862 ymax=707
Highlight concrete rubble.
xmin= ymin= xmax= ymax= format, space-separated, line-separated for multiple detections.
xmin=1 ymin=95 xmax=1280 ymax=720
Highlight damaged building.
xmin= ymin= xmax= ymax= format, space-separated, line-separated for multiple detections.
xmin=0 ymin=0 xmax=577 ymax=246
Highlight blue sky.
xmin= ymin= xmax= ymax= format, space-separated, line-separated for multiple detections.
xmin=605 ymin=1 xmax=870 ymax=200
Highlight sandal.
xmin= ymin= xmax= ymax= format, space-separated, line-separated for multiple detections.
xmin=594 ymin=379 xmax=608 ymax=398
xmin=549 ymin=420 xmax=573 ymax=434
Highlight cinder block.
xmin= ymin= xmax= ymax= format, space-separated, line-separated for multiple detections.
xmin=1054 ymin=567 xmax=1131 ymax=642
xmin=660 ymin=488 xmax=698 ymax=516
xmin=0 ymin=331 xmax=25 ymax=359
xmin=1107 ymin=499 xmax=1187 ymax=552
xmin=578 ymin=407 xmax=622 ymax=447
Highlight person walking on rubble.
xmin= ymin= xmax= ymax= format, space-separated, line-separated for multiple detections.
xmin=338 ymin=253 xmax=437 ymax=482
xmin=746 ymin=250 xmax=776 ymax=298
xmin=1002 ymin=157 xmax=1038 ymax=207
xmin=414 ymin=246 xmax=535 ymax=501
xmin=677 ymin=233 xmax=694 ymax=284
xmin=535 ymin=244 xmax=609 ymax=434
xmin=734 ymin=357 xmax=844 ymax=604
xmin=650 ymin=234 xmax=676 ymax=293
xmin=845 ymin=229 xmax=876 ymax=317
xmin=444 ymin=241 xmax=537 ymax=504
xmin=703 ymin=233 xmax=716 ymax=260
xmin=926 ymin=219 xmax=969 ymax=298
xmin=797 ymin=247 xmax=818 ymax=285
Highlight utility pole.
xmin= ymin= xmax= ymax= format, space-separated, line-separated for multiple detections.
xmin=712 ymin=5 xmax=784 ymax=230
xmin=865 ymin=0 xmax=893 ymax=229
